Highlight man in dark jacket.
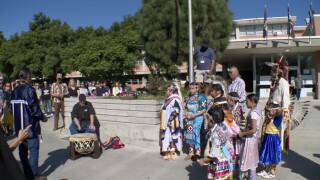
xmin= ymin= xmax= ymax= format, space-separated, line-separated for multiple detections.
xmin=10 ymin=67 xmax=48 ymax=179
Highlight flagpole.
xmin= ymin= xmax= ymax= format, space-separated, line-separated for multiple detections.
xmin=188 ymin=0 xmax=194 ymax=83
xmin=308 ymin=2 xmax=313 ymax=44
xmin=287 ymin=4 xmax=291 ymax=45
xmin=263 ymin=4 xmax=268 ymax=45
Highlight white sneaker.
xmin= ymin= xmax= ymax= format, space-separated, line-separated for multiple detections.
xmin=257 ymin=170 xmax=268 ymax=177
xmin=262 ymin=172 xmax=276 ymax=179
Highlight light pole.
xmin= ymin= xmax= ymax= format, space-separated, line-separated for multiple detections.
xmin=188 ymin=0 xmax=194 ymax=83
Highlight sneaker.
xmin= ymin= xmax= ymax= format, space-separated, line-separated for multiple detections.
xmin=262 ymin=172 xmax=276 ymax=179
xmin=257 ymin=170 xmax=268 ymax=177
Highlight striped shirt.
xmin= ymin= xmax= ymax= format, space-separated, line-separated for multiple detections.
xmin=51 ymin=82 xmax=68 ymax=103
xmin=228 ymin=76 xmax=246 ymax=102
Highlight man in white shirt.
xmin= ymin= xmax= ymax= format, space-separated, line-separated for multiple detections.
xmin=228 ymin=66 xmax=246 ymax=113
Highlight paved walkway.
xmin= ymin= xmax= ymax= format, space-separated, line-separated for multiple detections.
xmin=10 ymin=98 xmax=320 ymax=180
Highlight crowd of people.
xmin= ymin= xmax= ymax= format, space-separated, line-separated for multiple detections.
xmin=160 ymin=44 xmax=292 ymax=180
xmin=0 ymin=73 xmax=134 ymax=132
xmin=0 ymin=69 xmax=135 ymax=179
xmin=0 ymin=38 xmax=297 ymax=180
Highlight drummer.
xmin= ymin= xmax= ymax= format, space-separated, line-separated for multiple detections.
xmin=69 ymin=94 xmax=97 ymax=135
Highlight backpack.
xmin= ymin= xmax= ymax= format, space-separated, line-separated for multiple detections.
xmin=102 ymin=136 xmax=125 ymax=150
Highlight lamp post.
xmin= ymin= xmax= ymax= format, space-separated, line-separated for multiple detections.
xmin=188 ymin=0 xmax=194 ymax=83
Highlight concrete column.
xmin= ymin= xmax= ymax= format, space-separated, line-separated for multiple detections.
xmin=222 ymin=62 xmax=229 ymax=79
xmin=253 ymin=56 xmax=257 ymax=93
xmin=235 ymin=27 xmax=240 ymax=39
xmin=315 ymin=51 xmax=320 ymax=99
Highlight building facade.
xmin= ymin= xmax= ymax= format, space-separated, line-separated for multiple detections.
xmin=221 ymin=15 xmax=320 ymax=99
xmin=66 ymin=14 xmax=320 ymax=99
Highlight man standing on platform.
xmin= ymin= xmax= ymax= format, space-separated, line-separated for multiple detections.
xmin=194 ymin=37 xmax=216 ymax=96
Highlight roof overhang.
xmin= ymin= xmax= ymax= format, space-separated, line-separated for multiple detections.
xmin=234 ymin=16 xmax=297 ymax=26
xmin=222 ymin=36 xmax=320 ymax=70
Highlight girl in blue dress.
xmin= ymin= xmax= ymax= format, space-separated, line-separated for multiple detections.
xmin=184 ymin=82 xmax=207 ymax=161
xmin=257 ymin=102 xmax=282 ymax=179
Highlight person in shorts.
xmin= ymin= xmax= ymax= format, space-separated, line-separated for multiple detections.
xmin=194 ymin=37 xmax=216 ymax=96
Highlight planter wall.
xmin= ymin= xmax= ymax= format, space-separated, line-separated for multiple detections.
xmin=64 ymin=97 xmax=162 ymax=150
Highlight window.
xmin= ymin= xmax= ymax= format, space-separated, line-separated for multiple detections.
xmin=282 ymin=24 xmax=288 ymax=34
xmin=300 ymin=54 xmax=314 ymax=75
xmin=256 ymin=56 xmax=272 ymax=76
xmin=255 ymin=26 xmax=263 ymax=36
xmin=239 ymin=26 xmax=246 ymax=37
xmin=246 ymin=26 xmax=255 ymax=36
xmin=136 ymin=60 xmax=144 ymax=65
xmin=272 ymin=24 xmax=283 ymax=35
xmin=285 ymin=55 xmax=298 ymax=66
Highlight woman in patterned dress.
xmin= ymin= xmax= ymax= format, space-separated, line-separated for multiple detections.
xmin=184 ymin=82 xmax=207 ymax=161
xmin=198 ymin=106 xmax=234 ymax=180
xmin=159 ymin=83 xmax=183 ymax=160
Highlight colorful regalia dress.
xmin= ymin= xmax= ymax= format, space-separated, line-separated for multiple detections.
xmin=259 ymin=115 xmax=282 ymax=165
xmin=184 ymin=93 xmax=207 ymax=156
xmin=240 ymin=106 xmax=261 ymax=171
xmin=207 ymin=123 xmax=234 ymax=180
xmin=160 ymin=94 xmax=183 ymax=159
xmin=205 ymin=96 xmax=225 ymax=131
xmin=268 ymin=76 xmax=290 ymax=152
xmin=222 ymin=105 xmax=241 ymax=178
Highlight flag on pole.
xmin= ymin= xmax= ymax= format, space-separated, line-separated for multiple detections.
xmin=263 ymin=5 xmax=268 ymax=38
xmin=287 ymin=5 xmax=295 ymax=38
xmin=308 ymin=3 xmax=315 ymax=36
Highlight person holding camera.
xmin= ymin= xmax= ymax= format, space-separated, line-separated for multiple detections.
xmin=10 ymin=67 xmax=48 ymax=179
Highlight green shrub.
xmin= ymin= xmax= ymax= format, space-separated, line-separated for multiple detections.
xmin=146 ymin=75 xmax=167 ymax=96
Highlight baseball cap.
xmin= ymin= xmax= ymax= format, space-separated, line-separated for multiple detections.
xmin=79 ymin=94 xmax=86 ymax=102
xmin=56 ymin=73 xmax=62 ymax=79
xmin=202 ymin=37 xmax=210 ymax=45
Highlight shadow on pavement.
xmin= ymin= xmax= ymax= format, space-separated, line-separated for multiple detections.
xmin=185 ymin=161 xmax=207 ymax=180
xmin=314 ymin=106 xmax=320 ymax=111
xmin=39 ymin=147 xmax=70 ymax=176
xmin=281 ymin=149 xmax=320 ymax=179
xmin=313 ymin=154 xmax=320 ymax=159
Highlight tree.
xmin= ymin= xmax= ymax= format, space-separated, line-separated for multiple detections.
xmin=0 ymin=13 xmax=73 ymax=79
xmin=138 ymin=0 xmax=234 ymax=77
xmin=0 ymin=31 xmax=6 ymax=46
xmin=62 ymin=15 xmax=141 ymax=81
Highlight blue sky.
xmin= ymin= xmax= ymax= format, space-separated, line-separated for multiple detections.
xmin=0 ymin=0 xmax=319 ymax=39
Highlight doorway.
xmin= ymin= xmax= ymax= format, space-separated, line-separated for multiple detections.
xmin=289 ymin=68 xmax=298 ymax=96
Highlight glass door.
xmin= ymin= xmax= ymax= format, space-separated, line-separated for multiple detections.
xmin=289 ymin=68 xmax=298 ymax=96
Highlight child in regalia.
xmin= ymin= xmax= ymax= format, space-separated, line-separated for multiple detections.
xmin=257 ymin=102 xmax=282 ymax=179
xmin=198 ymin=106 xmax=234 ymax=180
xmin=238 ymin=93 xmax=261 ymax=180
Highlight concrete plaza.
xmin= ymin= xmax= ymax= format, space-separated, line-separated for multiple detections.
xmin=10 ymin=98 xmax=320 ymax=180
